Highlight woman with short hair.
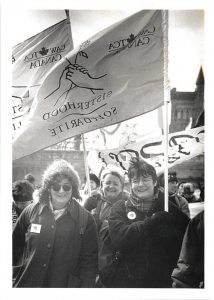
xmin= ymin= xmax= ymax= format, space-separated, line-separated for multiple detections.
xmin=84 ymin=166 xmax=129 ymax=230
xmin=105 ymin=157 xmax=189 ymax=288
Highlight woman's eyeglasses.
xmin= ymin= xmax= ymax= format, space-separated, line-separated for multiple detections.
xmin=51 ymin=183 xmax=72 ymax=192
xmin=132 ymin=176 xmax=153 ymax=184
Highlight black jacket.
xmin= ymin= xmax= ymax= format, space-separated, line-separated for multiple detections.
xmin=171 ymin=210 xmax=204 ymax=288
xmin=107 ymin=192 xmax=189 ymax=288
xmin=13 ymin=199 xmax=98 ymax=287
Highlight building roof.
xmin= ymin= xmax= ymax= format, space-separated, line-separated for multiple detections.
xmin=196 ymin=67 xmax=204 ymax=86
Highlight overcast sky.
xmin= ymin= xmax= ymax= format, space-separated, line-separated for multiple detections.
xmin=9 ymin=9 xmax=204 ymax=92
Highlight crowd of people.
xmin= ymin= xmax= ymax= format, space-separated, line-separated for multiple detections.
xmin=12 ymin=158 xmax=204 ymax=288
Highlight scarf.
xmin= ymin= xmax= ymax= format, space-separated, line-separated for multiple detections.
xmin=129 ymin=191 xmax=156 ymax=213
xmin=49 ymin=200 xmax=67 ymax=221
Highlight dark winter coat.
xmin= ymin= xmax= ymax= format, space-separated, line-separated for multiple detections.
xmin=83 ymin=192 xmax=102 ymax=212
xmin=169 ymin=194 xmax=190 ymax=217
xmin=12 ymin=202 xmax=22 ymax=227
xmin=13 ymin=198 xmax=98 ymax=288
xmin=171 ymin=210 xmax=204 ymax=288
xmin=84 ymin=191 xmax=130 ymax=231
xmin=84 ymin=191 xmax=129 ymax=214
xmin=107 ymin=192 xmax=189 ymax=288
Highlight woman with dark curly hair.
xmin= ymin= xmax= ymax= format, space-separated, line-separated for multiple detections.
xmin=13 ymin=159 xmax=98 ymax=288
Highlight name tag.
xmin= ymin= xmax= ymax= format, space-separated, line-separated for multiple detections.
xmin=30 ymin=223 xmax=42 ymax=233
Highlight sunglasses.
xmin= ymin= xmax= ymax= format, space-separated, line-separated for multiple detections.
xmin=51 ymin=183 xmax=72 ymax=192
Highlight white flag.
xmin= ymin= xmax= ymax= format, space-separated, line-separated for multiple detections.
xmin=13 ymin=10 xmax=167 ymax=160
xmin=12 ymin=18 xmax=73 ymax=137
xmin=90 ymin=126 xmax=204 ymax=176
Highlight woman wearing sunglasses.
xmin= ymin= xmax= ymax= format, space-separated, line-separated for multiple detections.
xmin=13 ymin=159 xmax=98 ymax=288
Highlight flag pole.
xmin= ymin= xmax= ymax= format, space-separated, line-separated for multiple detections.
xmin=65 ymin=9 xmax=74 ymax=50
xmin=82 ymin=134 xmax=92 ymax=196
xmin=64 ymin=9 xmax=91 ymax=197
xmin=162 ymin=10 xmax=170 ymax=212
xmin=65 ymin=9 xmax=91 ymax=196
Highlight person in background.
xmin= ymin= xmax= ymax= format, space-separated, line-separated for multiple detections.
xmin=172 ymin=210 xmax=204 ymax=288
xmin=24 ymin=173 xmax=36 ymax=187
xmin=194 ymin=188 xmax=203 ymax=202
xmin=88 ymin=173 xmax=100 ymax=192
xmin=12 ymin=180 xmax=34 ymax=228
xmin=181 ymin=182 xmax=197 ymax=203
xmin=106 ymin=158 xmax=189 ymax=288
xmin=83 ymin=173 xmax=100 ymax=194
xmin=177 ymin=182 xmax=185 ymax=197
xmin=83 ymin=173 xmax=101 ymax=209
xmin=13 ymin=159 xmax=98 ymax=288
xmin=168 ymin=172 xmax=190 ymax=217
xmin=159 ymin=172 xmax=190 ymax=217
xmin=198 ymin=182 xmax=204 ymax=202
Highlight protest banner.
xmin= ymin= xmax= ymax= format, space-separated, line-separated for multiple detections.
xmin=12 ymin=18 xmax=73 ymax=137
xmin=13 ymin=10 xmax=167 ymax=160
xmin=88 ymin=126 xmax=204 ymax=176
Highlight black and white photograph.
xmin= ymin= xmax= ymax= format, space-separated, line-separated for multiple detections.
xmin=0 ymin=0 xmax=212 ymax=299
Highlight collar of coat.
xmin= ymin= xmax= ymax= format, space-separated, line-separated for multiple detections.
xmin=38 ymin=197 xmax=79 ymax=222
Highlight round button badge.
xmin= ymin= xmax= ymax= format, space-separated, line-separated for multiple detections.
xmin=127 ymin=211 xmax=136 ymax=220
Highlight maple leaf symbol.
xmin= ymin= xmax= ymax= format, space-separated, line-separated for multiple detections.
xmin=127 ymin=33 xmax=135 ymax=43
xmin=39 ymin=47 xmax=49 ymax=56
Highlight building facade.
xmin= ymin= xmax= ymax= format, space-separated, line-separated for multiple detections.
xmin=169 ymin=67 xmax=204 ymax=186
xmin=170 ymin=67 xmax=204 ymax=133
xmin=13 ymin=149 xmax=86 ymax=187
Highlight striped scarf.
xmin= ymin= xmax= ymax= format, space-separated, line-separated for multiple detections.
xmin=129 ymin=192 xmax=156 ymax=213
